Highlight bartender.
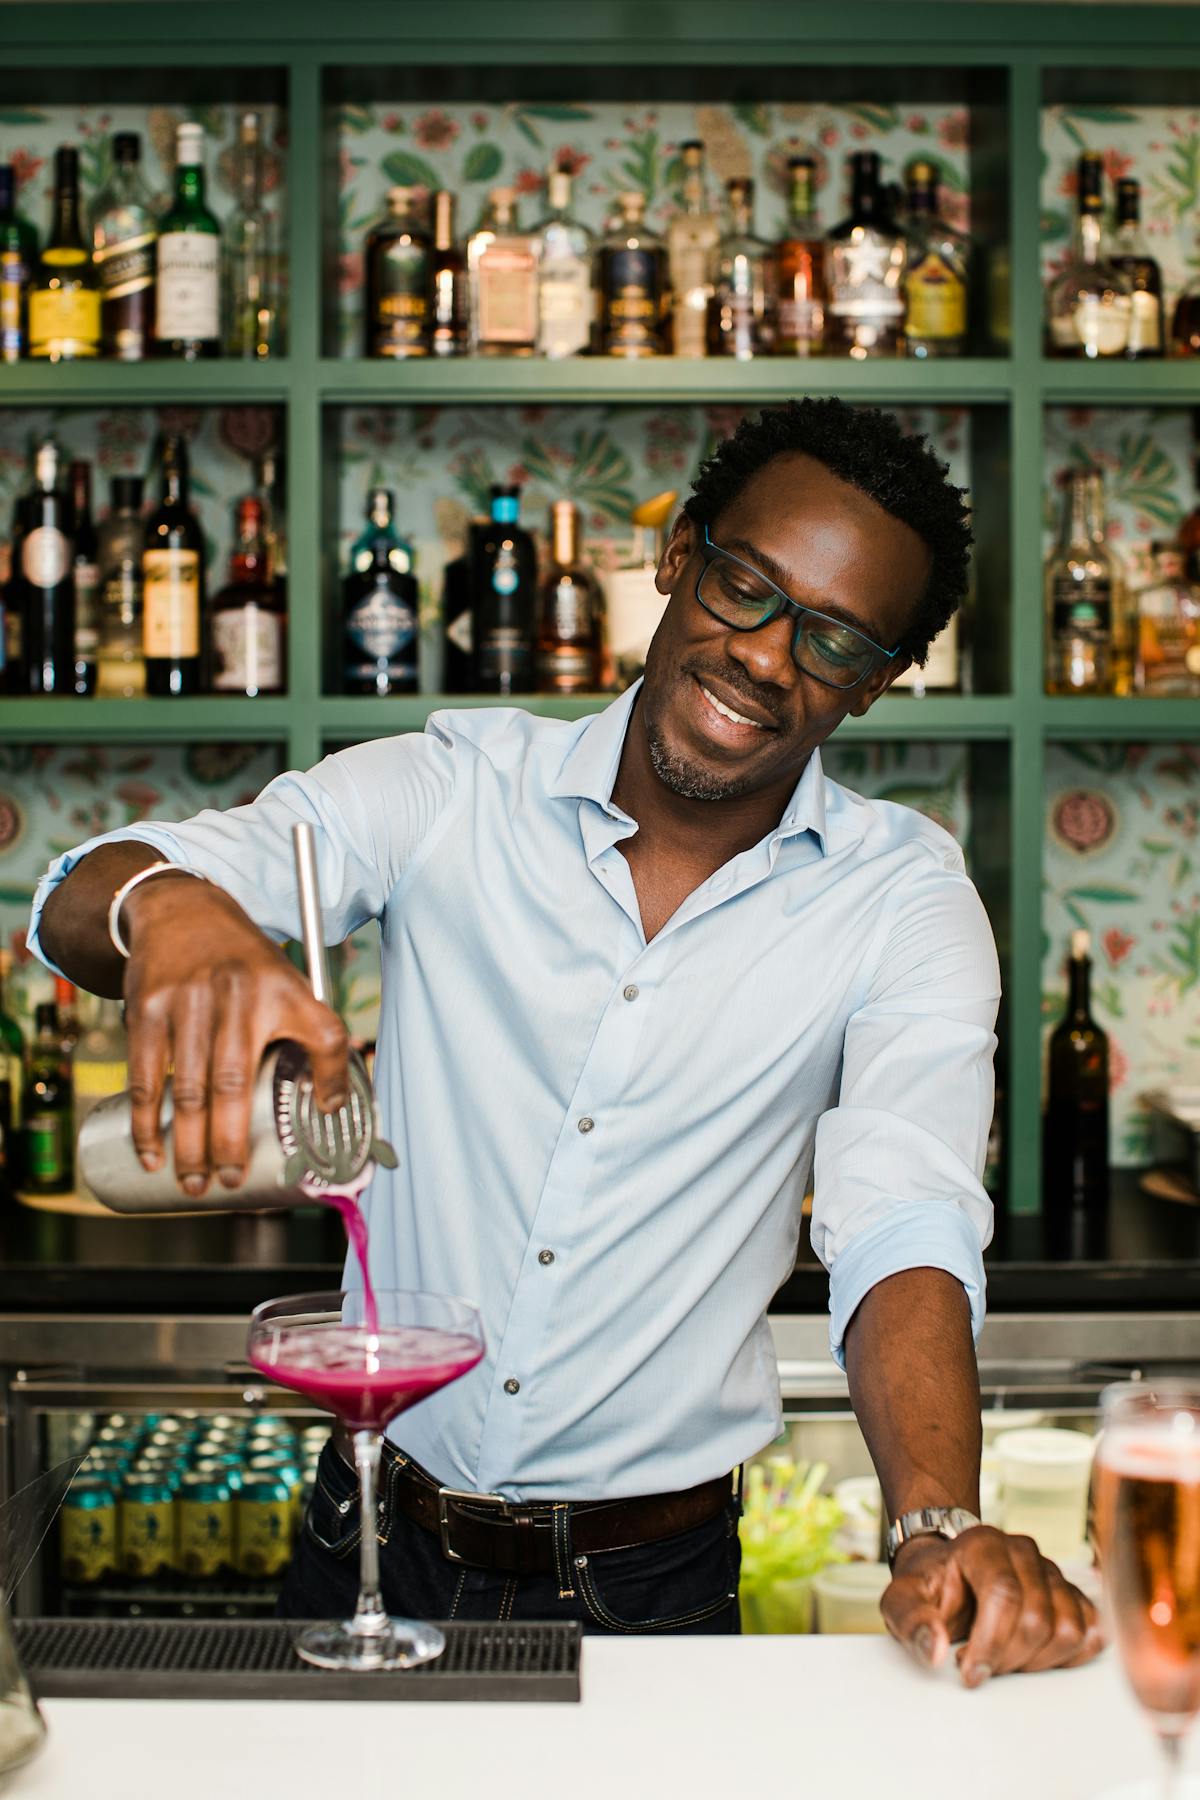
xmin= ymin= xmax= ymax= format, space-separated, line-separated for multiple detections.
xmin=31 ymin=397 xmax=1102 ymax=1677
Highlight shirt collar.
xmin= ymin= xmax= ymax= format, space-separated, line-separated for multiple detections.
xmin=548 ymin=680 xmax=835 ymax=854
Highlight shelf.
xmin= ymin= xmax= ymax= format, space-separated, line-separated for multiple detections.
xmin=0 ymin=698 xmax=294 ymax=741
xmin=1038 ymin=360 xmax=1200 ymax=405
xmin=1040 ymin=696 xmax=1200 ymax=739
xmin=317 ymin=357 xmax=1015 ymax=407
xmin=0 ymin=362 xmax=292 ymax=407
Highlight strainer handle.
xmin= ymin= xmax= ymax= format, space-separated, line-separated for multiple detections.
xmin=291 ymin=821 xmax=331 ymax=1007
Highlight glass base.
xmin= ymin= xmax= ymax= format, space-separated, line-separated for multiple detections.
xmin=294 ymin=1617 xmax=446 ymax=1672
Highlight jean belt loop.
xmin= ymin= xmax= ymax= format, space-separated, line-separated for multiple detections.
xmin=552 ymin=1501 xmax=576 ymax=1600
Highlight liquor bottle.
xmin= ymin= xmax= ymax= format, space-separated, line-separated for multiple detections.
xmin=442 ymin=523 xmax=483 ymax=692
xmin=225 ymin=111 xmax=277 ymax=359
xmin=668 ymin=140 xmax=718 ymax=359
xmin=55 ymin=977 xmax=80 ymax=1054
xmin=364 ymin=185 xmax=432 ymax=359
xmin=0 ymin=162 xmax=37 ymax=364
xmin=598 ymin=191 xmax=667 ymax=358
xmin=1172 ymin=243 xmax=1200 ymax=356
xmin=21 ymin=437 xmax=74 ymax=695
xmin=341 ymin=492 xmax=419 ymax=697
xmin=350 ymin=486 xmax=413 ymax=577
xmin=1044 ymin=468 xmax=1118 ymax=695
xmin=254 ymin=448 xmax=288 ymax=595
xmin=903 ymin=160 xmax=969 ymax=359
xmin=707 ymin=177 xmax=775 ymax=360
xmin=2 ymin=494 xmax=25 ymax=689
xmin=91 ymin=131 xmax=157 ymax=362
xmin=1045 ymin=152 xmax=1131 ymax=359
xmin=0 ymin=950 xmax=24 ymax=1194
xmin=142 ymin=434 xmax=204 ymax=696
xmin=23 ymin=1000 xmax=72 ymax=1196
xmin=0 ymin=542 xmax=9 ymax=696
xmin=535 ymin=500 xmax=603 ymax=693
xmin=535 ymin=168 xmax=594 ymax=359
xmin=826 ymin=151 xmax=906 ymax=358
xmin=1132 ymin=542 xmax=1200 ymax=697
xmin=1111 ymin=178 xmax=1163 ymax=361
xmin=156 ymin=122 xmax=221 ymax=360
xmin=96 ymin=474 xmax=146 ymax=698
xmin=210 ymin=495 xmax=285 ymax=696
xmin=1178 ymin=421 xmax=1200 ymax=581
xmin=29 ymin=147 xmax=99 ymax=362
xmin=473 ymin=484 xmax=537 ymax=694
xmin=472 ymin=188 xmax=539 ymax=357
xmin=67 ymin=459 xmax=99 ymax=696
xmin=73 ymin=997 xmax=127 ymax=1205
xmin=775 ymin=156 xmax=825 ymax=358
xmin=889 ymin=609 xmax=960 ymax=695
xmin=604 ymin=488 xmax=676 ymax=686
xmin=1044 ymin=929 xmax=1109 ymax=1258
xmin=430 ymin=190 xmax=468 ymax=358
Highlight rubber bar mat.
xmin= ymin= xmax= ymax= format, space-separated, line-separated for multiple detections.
xmin=15 ymin=1617 xmax=581 ymax=1702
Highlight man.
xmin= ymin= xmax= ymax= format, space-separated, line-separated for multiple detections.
xmin=32 ymin=398 xmax=1102 ymax=1676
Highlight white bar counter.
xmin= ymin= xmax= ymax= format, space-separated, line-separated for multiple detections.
xmin=14 ymin=1637 xmax=1196 ymax=1800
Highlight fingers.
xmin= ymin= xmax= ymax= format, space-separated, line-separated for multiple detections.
xmin=169 ymin=981 xmax=215 ymax=1197
xmin=300 ymin=1002 xmax=352 ymax=1115
xmin=126 ymin=992 xmax=170 ymax=1172
xmin=1027 ymin=1571 xmax=1108 ymax=1673
xmin=959 ymin=1534 xmax=1055 ymax=1683
xmin=208 ymin=963 xmax=263 ymax=1188
xmin=881 ymin=1539 xmax=964 ymax=1671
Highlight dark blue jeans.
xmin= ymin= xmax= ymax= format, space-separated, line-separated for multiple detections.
xmin=277 ymin=1437 xmax=742 ymax=1636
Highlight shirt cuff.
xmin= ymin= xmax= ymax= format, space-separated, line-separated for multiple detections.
xmin=826 ymin=1200 xmax=987 ymax=1371
xmin=26 ymin=824 xmax=192 ymax=977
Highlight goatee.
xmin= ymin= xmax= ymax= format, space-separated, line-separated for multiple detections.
xmin=644 ymin=715 xmax=756 ymax=802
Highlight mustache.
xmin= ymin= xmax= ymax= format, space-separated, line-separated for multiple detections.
xmin=683 ymin=662 xmax=787 ymax=730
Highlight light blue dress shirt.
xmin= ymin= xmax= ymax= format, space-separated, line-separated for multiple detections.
xmin=30 ymin=685 xmax=999 ymax=1502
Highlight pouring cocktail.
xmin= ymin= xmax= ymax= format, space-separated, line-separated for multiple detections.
xmin=248 ymin=1289 xmax=483 ymax=1671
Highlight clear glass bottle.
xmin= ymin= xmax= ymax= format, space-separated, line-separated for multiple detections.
xmin=473 ymin=484 xmax=537 ymax=693
xmin=1108 ymin=177 xmax=1163 ymax=362
xmin=364 ymin=185 xmax=431 ymax=359
xmin=0 ymin=162 xmax=39 ymax=364
xmin=667 ymin=140 xmax=718 ymax=359
xmin=91 ymin=131 xmax=156 ymax=362
xmin=598 ymin=191 xmax=667 ymax=358
xmin=156 ymin=122 xmax=221 ymax=360
xmin=96 ymin=473 xmax=146 ymax=699
xmin=210 ymin=495 xmax=285 ymax=696
xmin=604 ymin=488 xmax=677 ymax=686
xmin=341 ymin=488 xmax=418 ymax=695
xmin=67 ymin=458 xmax=99 ymax=697
xmin=707 ymin=177 xmax=775 ymax=360
xmin=20 ymin=436 xmax=74 ymax=695
xmin=29 ymin=146 xmax=99 ymax=362
xmin=535 ymin=500 xmax=602 ymax=692
xmin=826 ymin=150 xmax=906 ymax=359
xmin=775 ymin=155 xmax=825 ymax=357
xmin=535 ymin=168 xmax=594 ymax=359
xmin=1133 ymin=542 xmax=1200 ymax=696
xmin=225 ymin=111 xmax=277 ymax=360
xmin=470 ymin=187 xmax=538 ymax=357
xmin=430 ymin=190 xmax=468 ymax=358
xmin=1045 ymin=151 xmax=1131 ymax=359
xmin=1044 ymin=468 xmax=1118 ymax=695
xmin=903 ymin=159 xmax=969 ymax=359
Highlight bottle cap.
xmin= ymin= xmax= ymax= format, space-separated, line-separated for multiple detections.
xmin=547 ymin=168 xmax=572 ymax=210
xmin=111 ymin=474 xmax=144 ymax=510
xmin=55 ymin=975 xmax=76 ymax=1007
xmin=237 ymin=494 xmax=265 ymax=531
xmin=0 ymin=165 xmax=13 ymax=210
xmin=433 ymin=189 xmax=455 ymax=245
xmin=550 ymin=498 xmax=579 ymax=567
xmin=54 ymin=145 xmax=79 ymax=184
xmin=175 ymin=122 xmax=204 ymax=165
xmin=1078 ymin=151 xmax=1105 ymax=210
xmin=1070 ymin=928 xmax=1091 ymax=960
xmin=386 ymin=185 xmax=418 ymax=209
xmin=34 ymin=1002 xmax=57 ymax=1033
xmin=788 ymin=153 xmax=816 ymax=171
xmin=1116 ymin=177 xmax=1140 ymax=221
xmin=113 ymin=132 xmax=140 ymax=164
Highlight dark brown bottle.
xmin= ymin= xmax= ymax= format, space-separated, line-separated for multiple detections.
xmin=1111 ymin=178 xmax=1164 ymax=360
xmin=364 ymin=186 xmax=432 ymax=359
xmin=1044 ymin=928 xmax=1109 ymax=1258
xmin=210 ymin=495 xmax=285 ymax=696
xmin=431 ymin=190 xmax=468 ymax=358
xmin=535 ymin=500 xmax=601 ymax=693
xmin=142 ymin=434 xmax=204 ymax=696
xmin=67 ymin=458 xmax=99 ymax=696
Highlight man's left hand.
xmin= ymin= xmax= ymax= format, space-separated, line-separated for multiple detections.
xmin=881 ymin=1525 xmax=1107 ymax=1684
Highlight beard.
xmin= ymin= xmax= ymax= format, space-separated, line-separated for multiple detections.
xmin=643 ymin=712 xmax=759 ymax=802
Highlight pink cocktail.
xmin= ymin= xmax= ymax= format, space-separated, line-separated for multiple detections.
xmin=248 ymin=1289 xmax=483 ymax=1672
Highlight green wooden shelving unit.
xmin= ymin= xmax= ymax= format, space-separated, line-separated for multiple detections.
xmin=4 ymin=0 xmax=1200 ymax=1218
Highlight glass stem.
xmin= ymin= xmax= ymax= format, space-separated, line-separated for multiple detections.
xmin=1161 ymin=1731 xmax=1183 ymax=1800
xmin=352 ymin=1429 xmax=387 ymax=1636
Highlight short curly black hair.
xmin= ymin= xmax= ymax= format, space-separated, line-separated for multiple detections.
xmin=682 ymin=397 xmax=972 ymax=668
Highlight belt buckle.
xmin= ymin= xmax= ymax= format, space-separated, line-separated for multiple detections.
xmin=436 ymin=1485 xmax=511 ymax=1564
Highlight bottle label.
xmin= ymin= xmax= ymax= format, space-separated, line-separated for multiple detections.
xmin=156 ymin=231 xmax=219 ymax=341
xmin=0 ymin=249 xmax=28 ymax=358
xmin=26 ymin=1111 xmax=69 ymax=1183
xmin=478 ymin=244 xmax=538 ymax=345
xmin=211 ymin=604 xmax=284 ymax=692
xmin=94 ymin=231 xmax=155 ymax=300
xmin=537 ymin=259 xmax=592 ymax=357
xmin=479 ymin=626 xmax=531 ymax=684
xmin=446 ymin=607 xmax=474 ymax=654
xmin=1072 ymin=293 xmax=1129 ymax=357
xmin=29 ymin=284 xmax=100 ymax=357
xmin=1127 ymin=288 xmax=1162 ymax=355
xmin=345 ymin=583 xmax=416 ymax=662
xmin=73 ymin=558 xmax=102 ymax=656
xmin=22 ymin=526 xmax=70 ymax=590
xmin=905 ymin=254 xmax=966 ymax=340
xmin=535 ymin=646 xmax=595 ymax=692
xmin=492 ymin=545 xmax=520 ymax=597
xmin=373 ymin=240 xmax=431 ymax=354
xmin=143 ymin=548 xmax=201 ymax=658
xmin=0 ymin=1052 xmax=20 ymax=1128
xmin=1052 ymin=574 xmax=1112 ymax=639
xmin=74 ymin=1059 xmax=128 ymax=1101
xmin=828 ymin=237 xmax=905 ymax=323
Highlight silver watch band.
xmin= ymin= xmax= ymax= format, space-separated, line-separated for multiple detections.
xmin=886 ymin=1505 xmax=982 ymax=1567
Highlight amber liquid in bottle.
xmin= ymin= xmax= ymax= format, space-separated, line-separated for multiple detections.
xmin=535 ymin=500 xmax=602 ymax=694
xmin=1043 ymin=929 xmax=1109 ymax=1259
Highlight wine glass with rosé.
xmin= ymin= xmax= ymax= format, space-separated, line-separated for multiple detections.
xmin=1093 ymin=1380 xmax=1200 ymax=1800
xmin=248 ymin=1288 xmax=484 ymax=1671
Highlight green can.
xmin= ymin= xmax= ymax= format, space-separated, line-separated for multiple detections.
xmin=235 ymin=1470 xmax=293 ymax=1578
xmin=176 ymin=1470 xmax=234 ymax=1578
xmin=118 ymin=1473 xmax=175 ymax=1578
xmin=60 ymin=1475 xmax=117 ymax=1584
xmin=190 ymin=1452 xmax=244 ymax=1493
xmin=247 ymin=1452 xmax=304 ymax=1528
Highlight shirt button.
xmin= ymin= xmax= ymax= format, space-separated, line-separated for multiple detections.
xmin=577 ymin=1115 xmax=594 ymax=1134
xmin=622 ymin=984 xmax=639 ymax=1002
xmin=537 ymin=1249 xmax=555 ymax=1266
xmin=503 ymin=1378 xmax=521 ymax=1396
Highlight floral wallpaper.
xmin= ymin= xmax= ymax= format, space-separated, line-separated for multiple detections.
xmin=332 ymin=98 xmax=972 ymax=355
xmin=1042 ymin=104 xmax=1200 ymax=324
xmin=1043 ymin=742 xmax=1200 ymax=1165
xmin=1044 ymin=407 xmax=1194 ymax=591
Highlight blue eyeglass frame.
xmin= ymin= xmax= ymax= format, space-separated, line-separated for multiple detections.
xmin=695 ymin=523 xmax=901 ymax=690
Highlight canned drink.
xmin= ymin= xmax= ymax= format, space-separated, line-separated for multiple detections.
xmin=60 ymin=1475 xmax=117 ymax=1584
xmin=191 ymin=1455 xmax=244 ymax=1493
xmin=176 ymin=1471 xmax=234 ymax=1578
xmin=247 ymin=1453 xmax=303 ymax=1527
xmin=132 ymin=1458 xmax=186 ymax=1493
xmin=118 ymin=1474 xmax=176 ymax=1578
xmin=235 ymin=1471 xmax=293 ymax=1578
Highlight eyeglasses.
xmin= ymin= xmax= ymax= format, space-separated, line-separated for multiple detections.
xmin=695 ymin=523 xmax=901 ymax=691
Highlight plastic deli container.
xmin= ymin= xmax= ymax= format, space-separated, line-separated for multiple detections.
xmin=813 ymin=1561 xmax=892 ymax=1635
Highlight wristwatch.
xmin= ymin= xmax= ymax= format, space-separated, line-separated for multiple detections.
xmin=886 ymin=1506 xmax=982 ymax=1568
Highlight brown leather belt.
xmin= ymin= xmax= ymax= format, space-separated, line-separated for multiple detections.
xmin=336 ymin=1430 xmax=734 ymax=1576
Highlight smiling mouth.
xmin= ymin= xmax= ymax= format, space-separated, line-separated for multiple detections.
xmin=695 ymin=678 xmax=777 ymax=733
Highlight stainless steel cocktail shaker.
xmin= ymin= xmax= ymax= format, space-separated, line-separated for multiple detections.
xmin=76 ymin=823 xmax=396 ymax=1215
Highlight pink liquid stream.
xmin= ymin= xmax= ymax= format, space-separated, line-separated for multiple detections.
xmin=319 ymin=1188 xmax=379 ymax=1335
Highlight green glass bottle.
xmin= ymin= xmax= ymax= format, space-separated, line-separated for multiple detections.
xmin=23 ymin=999 xmax=72 ymax=1195
xmin=0 ymin=949 xmax=24 ymax=1199
xmin=156 ymin=121 xmax=221 ymax=360
xmin=29 ymin=146 xmax=99 ymax=362
xmin=0 ymin=163 xmax=37 ymax=364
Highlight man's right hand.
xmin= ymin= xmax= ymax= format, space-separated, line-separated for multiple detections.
xmin=119 ymin=872 xmax=351 ymax=1196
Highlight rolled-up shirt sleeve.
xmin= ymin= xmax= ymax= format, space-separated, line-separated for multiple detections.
xmin=27 ymin=726 xmax=458 ymax=976
xmin=810 ymin=844 xmax=1001 ymax=1369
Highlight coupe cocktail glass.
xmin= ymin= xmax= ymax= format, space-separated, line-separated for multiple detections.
xmin=248 ymin=1288 xmax=484 ymax=1671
